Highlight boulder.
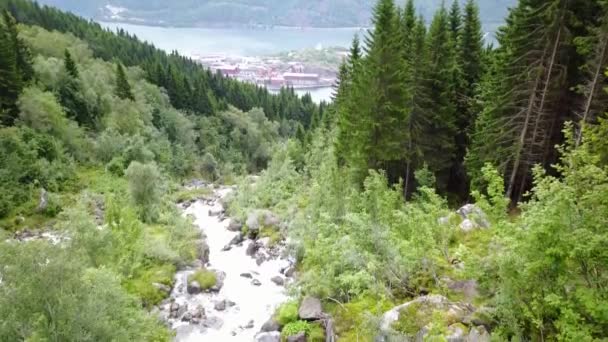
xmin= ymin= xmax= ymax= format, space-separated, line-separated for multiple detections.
xmin=210 ymin=271 xmax=226 ymax=292
xmin=298 ymin=296 xmax=324 ymax=320
xmin=197 ymin=240 xmax=210 ymax=264
xmin=246 ymin=210 xmax=280 ymax=231
xmin=227 ymin=220 xmax=243 ymax=232
xmin=284 ymin=265 xmax=296 ymax=278
xmin=251 ymin=279 xmax=262 ymax=286
xmin=271 ymin=276 xmax=285 ymax=286
xmin=459 ymin=219 xmax=477 ymax=233
xmin=214 ymin=300 xmax=227 ymax=311
xmin=240 ymin=272 xmax=253 ymax=279
xmin=229 ymin=233 xmax=244 ymax=246
xmin=221 ymin=244 xmax=232 ymax=251
xmin=209 ymin=209 xmax=223 ymax=217
xmin=456 ymin=204 xmax=490 ymax=229
xmin=260 ymin=317 xmax=281 ymax=332
xmin=287 ymin=332 xmax=307 ymax=342
xmin=246 ymin=241 xmax=260 ymax=257
xmin=245 ymin=320 xmax=255 ymax=329
xmin=182 ymin=312 xmax=193 ymax=322
xmin=256 ymin=254 xmax=266 ymax=266
xmin=446 ymin=323 xmax=467 ymax=342
xmin=37 ymin=188 xmax=48 ymax=212
xmin=468 ymin=326 xmax=491 ymax=342
xmin=379 ymin=295 xmax=474 ymax=333
xmin=255 ymin=332 xmax=281 ymax=342
xmin=446 ymin=279 xmax=479 ymax=302
xmin=187 ymin=281 xmax=201 ymax=294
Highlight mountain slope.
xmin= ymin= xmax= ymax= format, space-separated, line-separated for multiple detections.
xmin=36 ymin=0 xmax=515 ymax=28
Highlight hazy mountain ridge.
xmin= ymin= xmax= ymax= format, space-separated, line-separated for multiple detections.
xmin=36 ymin=0 xmax=515 ymax=28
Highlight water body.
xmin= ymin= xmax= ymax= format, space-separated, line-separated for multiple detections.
xmin=100 ymin=22 xmax=363 ymax=57
xmin=160 ymin=187 xmax=293 ymax=341
xmin=100 ymin=22 xmax=352 ymax=102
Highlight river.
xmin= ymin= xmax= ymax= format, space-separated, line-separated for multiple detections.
xmin=159 ymin=186 xmax=293 ymax=341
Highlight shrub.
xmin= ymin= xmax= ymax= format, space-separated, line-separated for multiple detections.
xmin=106 ymin=156 xmax=125 ymax=176
xmin=200 ymin=152 xmax=219 ymax=181
xmin=125 ymin=161 xmax=162 ymax=223
xmin=188 ymin=269 xmax=216 ymax=290
xmin=275 ymin=300 xmax=299 ymax=326
xmin=281 ymin=320 xmax=311 ymax=337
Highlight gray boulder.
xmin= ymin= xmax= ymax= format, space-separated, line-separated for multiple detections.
xmin=152 ymin=282 xmax=171 ymax=294
xmin=255 ymin=332 xmax=281 ymax=342
xmin=246 ymin=210 xmax=281 ymax=231
xmin=227 ymin=220 xmax=243 ymax=232
xmin=260 ymin=317 xmax=281 ymax=332
xmin=197 ymin=240 xmax=210 ymax=264
xmin=446 ymin=324 xmax=467 ymax=342
xmin=229 ymin=233 xmax=244 ymax=246
xmin=271 ymin=276 xmax=285 ymax=286
xmin=468 ymin=326 xmax=491 ymax=342
xmin=251 ymin=279 xmax=262 ymax=286
xmin=210 ymin=271 xmax=226 ymax=292
xmin=187 ymin=281 xmax=201 ymax=294
xmin=214 ymin=300 xmax=227 ymax=311
xmin=240 ymin=272 xmax=253 ymax=279
xmin=298 ymin=296 xmax=324 ymax=320
xmin=287 ymin=332 xmax=307 ymax=342
xmin=37 ymin=188 xmax=48 ymax=212
xmin=256 ymin=254 xmax=266 ymax=266
xmin=246 ymin=241 xmax=260 ymax=257
xmin=456 ymin=204 xmax=490 ymax=230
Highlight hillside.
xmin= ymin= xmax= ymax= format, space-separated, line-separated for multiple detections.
xmin=36 ymin=0 xmax=515 ymax=28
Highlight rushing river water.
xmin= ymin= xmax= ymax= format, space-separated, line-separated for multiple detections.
xmin=160 ymin=187 xmax=292 ymax=341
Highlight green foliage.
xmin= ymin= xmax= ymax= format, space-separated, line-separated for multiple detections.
xmin=115 ymin=62 xmax=134 ymax=100
xmin=123 ymin=263 xmax=175 ymax=307
xmin=275 ymin=300 xmax=299 ymax=326
xmin=125 ymin=161 xmax=163 ymax=223
xmin=281 ymin=320 xmax=324 ymax=341
xmin=188 ymin=269 xmax=217 ymax=290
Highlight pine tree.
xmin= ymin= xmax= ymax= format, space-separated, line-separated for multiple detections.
xmin=115 ymin=63 xmax=134 ymax=100
xmin=423 ymin=4 xmax=459 ymax=193
xmin=0 ymin=17 xmax=21 ymax=126
xmin=2 ymin=10 xmax=33 ymax=84
xmin=449 ymin=0 xmax=462 ymax=39
xmin=360 ymin=0 xmax=408 ymax=182
xmin=64 ymin=49 xmax=79 ymax=78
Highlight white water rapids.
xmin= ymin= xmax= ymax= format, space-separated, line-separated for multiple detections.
xmin=161 ymin=187 xmax=291 ymax=341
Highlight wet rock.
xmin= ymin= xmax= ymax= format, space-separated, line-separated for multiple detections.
xmin=298 ymin=296 xmax=324 ymax=320
xmin=215 ymin=300 xmax=227 ymax=311
xmin=202 ymin=316 xmax=224 ymax=329
xmin=227 ymin=220 xmax=243 ymax=232
xmin=459 ymin=219 xmax=477 ymax=233
xmin=209 ymin=209 xmax=223 ymax=217
xmin=221 ymin=244 xmax=232 ymax=251
xmin=240 ymin=272 xmax=253 ymax=279
xmin=251 ymin=279 xmax=262 ymax=286
xmin=229 ymin=233 xmax=244 ymax=246
xmin=284 ymin=265 xmax=296 ymax=278
xmin=246 ymin=241 xmax=260 ymax=257
xmin=260 ymin=317 xmax=281 ymax=332
xmin=182 ymin=312 xmax=193 ymax=322
xmin=270 ymin=276 xmax=285 ymax=286
xmin=245 ymin=320 xmax=255 ymax=329
xmin=256 ymin=254 xmax=266 ymax=266
xmin=256 ymin=332 xmax=281 ymax=342
xmin=197 ymin=240 xmax=210 ymax=264
xmin=152 ymin=282 xmax=171 ymax=294
xmin=210 ymin=271 xmax=226 ymax=292
xmin=187 ymin=281 xmax=201 ymax=294
xmin=287 ymin=331 xmax=306 ymax=342
xmin=169 ymin=302 xmax=180 ymax=318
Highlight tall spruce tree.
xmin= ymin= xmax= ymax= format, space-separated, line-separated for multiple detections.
xmin=115 ymin=62 xmax=134 ymax=101
xmin=59 ymin=49 xmax=93 ymax=127
xmin=360 ymin=0 xmax=408 ymax=183
xmin=0 ymin=14 xmax=21 ymax=126
xmin=423 ymin=4 xmax=459 ymax=193
xmin=2 ymin=10 xmax=33 ymax=84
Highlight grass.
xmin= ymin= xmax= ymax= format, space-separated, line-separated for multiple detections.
xmin=123 ymin=263 xmax=176 ymax=307
xmin=260 ymin=226 xmax=283 ymax=246
xmin=327 ymin=294 xmax=394 ymax=341
xmin=281 ymin=321 xmax=325 ymax=342
xmin=188 ymin=269 xmax=217 ymax=290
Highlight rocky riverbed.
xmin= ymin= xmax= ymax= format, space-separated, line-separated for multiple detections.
xmin=158 ymin=186 xmax=295 ymax=341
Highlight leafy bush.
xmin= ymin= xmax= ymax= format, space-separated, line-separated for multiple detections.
xmin=106 ymin=156 xmax=125 ymax=176
xmin=125 ymin=161 xmax=162 ymax=223
xmin=188 ymin=269 xmax=217 ymax=290
xmin=275 ymin=300 xmax=299 ymax=326
xmin=281 ymin=320 xmax=311 ymax=337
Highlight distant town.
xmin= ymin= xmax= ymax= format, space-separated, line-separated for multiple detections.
xmin=190 ymin=47 xmax=347 ymax=90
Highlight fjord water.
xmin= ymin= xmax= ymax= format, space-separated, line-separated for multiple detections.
xmin=100 ymin=22 xmax=363 ymax=56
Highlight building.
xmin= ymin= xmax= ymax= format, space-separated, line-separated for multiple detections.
xmin=282 ymin=72 xmax=319 ymax=86
xmin=216 ymin=65 xmax=240 ymax=77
